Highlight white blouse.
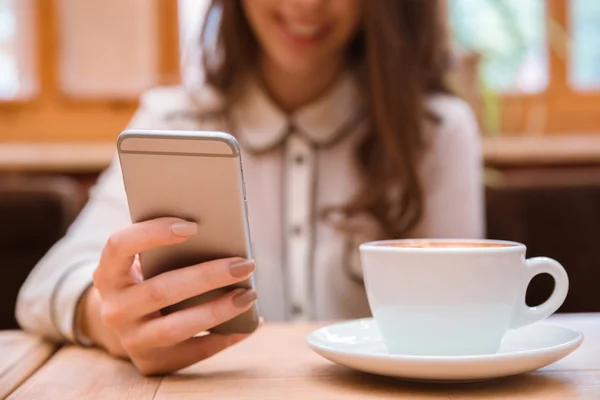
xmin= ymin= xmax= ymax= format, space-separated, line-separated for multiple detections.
xmin=15 ymin=72 xmax=485 ymax=344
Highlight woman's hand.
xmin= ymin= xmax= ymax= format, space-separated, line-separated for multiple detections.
xmin=77 ymin=217 xmax=258 ymax=375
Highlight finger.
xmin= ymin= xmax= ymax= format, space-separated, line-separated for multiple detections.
xmin=95 ymin=217 xmax=197 ymax=291
xmin=120 ymin=258 xmax=255 ymax=317
xmin=133 ymin=333 xmax=250 ymax=376
xmin=133 ymin=288 xmax=257 ymax=348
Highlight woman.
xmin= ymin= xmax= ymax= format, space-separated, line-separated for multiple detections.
xmin=16 ymin=0 xmax=483 ymax=375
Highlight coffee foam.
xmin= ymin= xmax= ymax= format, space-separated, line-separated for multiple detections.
xmin=381 ymin=241 xmax=514 ymax=249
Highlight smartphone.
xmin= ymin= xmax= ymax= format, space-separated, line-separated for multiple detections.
xmin=116 ymin=129 xmax=259 ymax=334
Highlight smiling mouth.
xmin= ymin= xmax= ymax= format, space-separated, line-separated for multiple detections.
xmin=277 ymin=16 xmax=331 ymax=44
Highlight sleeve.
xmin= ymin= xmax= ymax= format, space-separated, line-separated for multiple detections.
xmin=409 ymin=97 xmax=485 ymax=239
xmin=14 ymin=94 xmax=167 ymax=344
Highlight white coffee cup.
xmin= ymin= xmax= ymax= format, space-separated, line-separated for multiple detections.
xmin=359 ymin=239 xmax=569 ymax=356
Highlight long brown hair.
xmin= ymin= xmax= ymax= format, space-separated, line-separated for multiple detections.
xmin=200 ymin=0 xmax=454 ymax=239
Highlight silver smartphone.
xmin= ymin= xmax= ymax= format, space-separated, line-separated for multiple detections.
xmin=116 ymin=129 xmax=259 ymax=334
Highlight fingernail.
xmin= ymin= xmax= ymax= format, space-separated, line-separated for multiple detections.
xmin=232 ymin=289 xmax=257 ymax=308
xmin=229 ymin=259 xmax=255 ymax=277
xmin=171 ymin=221 xmax=197 ymax=237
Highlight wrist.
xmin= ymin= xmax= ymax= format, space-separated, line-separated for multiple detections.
xmin=73 ymin=289 xmax=95 ymax=347
xmin=75 ymin=287 xmax=106 ymax=348
xmin=78 ymin=287 xmax=128 ymax=358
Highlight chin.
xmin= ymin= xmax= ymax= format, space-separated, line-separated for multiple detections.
xmin=273 ymin=54 xmax=327 ymax=77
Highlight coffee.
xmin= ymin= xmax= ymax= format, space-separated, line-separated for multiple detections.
xmin=382 ymin=241 xmax=514 ymax=249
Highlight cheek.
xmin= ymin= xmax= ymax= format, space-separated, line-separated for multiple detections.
xmin=241 ymin=0 xmax=279 ymax=51
xmin=331 ymin=0 xmax=363 ymax=45
xmin=242 ymin=1 xmax=278 ymax=28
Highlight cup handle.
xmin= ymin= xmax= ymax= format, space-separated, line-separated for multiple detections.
xmin=510 ymin=257 xmax=569 ymax=329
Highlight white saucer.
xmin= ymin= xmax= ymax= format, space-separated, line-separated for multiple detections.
xmin=307 ymin=318 xmax=583 ymax=383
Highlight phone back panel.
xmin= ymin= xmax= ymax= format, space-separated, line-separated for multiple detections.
xmin=117 ymin=129 xmax=258 ymax=334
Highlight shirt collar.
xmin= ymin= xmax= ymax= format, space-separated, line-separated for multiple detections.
xmin=230 ymin=71 xmax=364 ymax=153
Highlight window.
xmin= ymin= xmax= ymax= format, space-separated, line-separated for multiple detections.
xmin=56 ymin=0 xmax=161 ymax=99
xmin=569 ymin=0 xmax=600 ymax=90
xmin=0 ymin=0 xmax=18 ymax=98
xmin=0 ymin=0 xmax=36 ymax=100
xmin=178 ymin=0 xmax=208 ymax=49
xmin=178 ymin=0 xmax=209 ymax=88
xmin=0 ymin=1 xmax=179 ymax=142
xmin=450 ymin=0 xmax=600 ymax=135
xmin=449 ymin=0 xmax=548 ymax=94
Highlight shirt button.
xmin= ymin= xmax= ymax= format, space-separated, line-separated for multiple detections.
xmin=291 ymin=304 xmax=303 ymax=316
xmin=291 ymin=225 xmax=302 ymax=236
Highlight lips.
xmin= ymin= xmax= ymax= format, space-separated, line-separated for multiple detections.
xmin=284 ymin=20 xmax=323 ymax=38
xmin=276 ymin=15 xmax=331 ymax=45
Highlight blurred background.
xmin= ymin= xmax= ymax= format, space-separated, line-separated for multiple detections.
xmin=0 ymin=0 xmax=599 ymax=329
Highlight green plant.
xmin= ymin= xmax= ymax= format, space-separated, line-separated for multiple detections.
xmin=448 ymin=0 xmax=550 ymax=135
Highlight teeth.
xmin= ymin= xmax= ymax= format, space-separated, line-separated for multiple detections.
xmin=285 ymin=21 xmax=321 ymax=37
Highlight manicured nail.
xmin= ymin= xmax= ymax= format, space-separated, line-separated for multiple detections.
xmin=171 ymin=221 xmax=198 ymax=237
xmin=232 ymin=289 xmax=257 ymax=308
xmin=229 ymin=259 xmax=255 ymax=277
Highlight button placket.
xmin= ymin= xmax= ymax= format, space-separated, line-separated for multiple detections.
xmin=284 ymin=132 xmax=315 ymax=321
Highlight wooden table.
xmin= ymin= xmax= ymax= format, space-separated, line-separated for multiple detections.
xmin=482 ymin=135 xmax=600 ymax=168
xmin=1 ymin=135 xmax=600 ymax=174
xmin=4 ymin=314 xmax=600 ymax=399
xmin=0 ymin=143 xmax=115 ymax=173
xmin=0 ymin=331 xmax=56 ymax=399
